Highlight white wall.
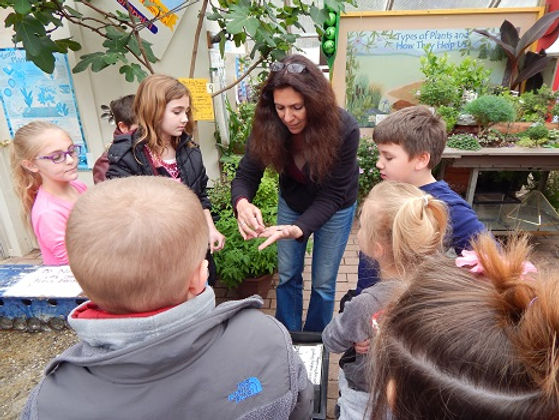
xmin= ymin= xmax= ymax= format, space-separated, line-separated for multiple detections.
xmin=0 ymin=4 xmax=219 ymax=257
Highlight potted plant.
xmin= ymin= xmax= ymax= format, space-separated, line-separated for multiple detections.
xmin=211 ymin=168 xmax=279 ymax=298
xmin=463 ymin=94 xmax=516 ymax=136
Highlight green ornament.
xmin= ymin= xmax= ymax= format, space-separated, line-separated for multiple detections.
xmin=325 ymin=26 xmax=336 ymax=40
xmin=325 ymin=12 xmax=336 ymax=27
xmin=322 ymin=40 xmax=335 ymax=55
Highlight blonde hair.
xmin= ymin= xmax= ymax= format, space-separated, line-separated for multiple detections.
xmin=10 ymin=121 xmax=68 ymax=228
xmin=134 ymin=74 xmax=194 ymax=157
xmin=359 ymin=181 xmax=448 ymax=276
xmin=370 ymin=234 xmax=559 ymax=420
xmin=66 ymin=176 xmax=209 ymax=313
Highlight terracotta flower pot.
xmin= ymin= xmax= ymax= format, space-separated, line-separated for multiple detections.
xmin=235 ymin=273 xmax=275 ymax=299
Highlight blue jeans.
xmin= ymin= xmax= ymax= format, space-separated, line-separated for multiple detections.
xmin=276 ymin=196 xmax=356 ymax=332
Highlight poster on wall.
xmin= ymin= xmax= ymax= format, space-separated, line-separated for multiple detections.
xmin=331 ymin=9 xmax=543 ymax=128
xmin=345 ymin=28 xmax=506 ymax=127
xmin=0 ymin=48 xmax=88 ymax=167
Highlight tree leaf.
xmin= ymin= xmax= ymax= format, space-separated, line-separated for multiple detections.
xmin=4 ymin=12 xmax=23 ymax=28
xmin=499 ymin=20 xmax=519 ymax=49
xmin=14 ymin=16 xmax=46 ymax=56
xmin=27 ymin=49 xmax=55 ymax=73
xmin=513 ymin=54 xmax=550 ymax=88
xmin=245 ymin=17 xmax=259 ymax=37
xmin=516 ymin=10 xmax=559 ymax=55
xmin=55 ymin=38 xmax=82 ymax=52
xmin=309 ymin=5 xmax=327 ymax=27
xmin=63 ymin=5 xmax=83 ymax=18
xmin=14 ymin=0 xmax=32 ymax=15
xmin=72 ymin=52 xmax=106 ymax=73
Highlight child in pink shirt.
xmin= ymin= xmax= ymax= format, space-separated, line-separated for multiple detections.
xmin=11 ymin=121 xmax=87 ymax=265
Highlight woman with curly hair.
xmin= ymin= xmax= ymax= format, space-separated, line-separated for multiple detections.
xmin=231 ymin=54 xmax=360 ymax=332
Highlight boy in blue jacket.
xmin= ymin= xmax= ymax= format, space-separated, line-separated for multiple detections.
xmin=356 ymin=105 xmax=486 ymax=293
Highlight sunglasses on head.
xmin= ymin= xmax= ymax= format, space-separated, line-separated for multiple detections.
xmin=270 ymin=62 xmax=306 ymax=74
xmin=36 ymin=144 xmax=82 ymax=164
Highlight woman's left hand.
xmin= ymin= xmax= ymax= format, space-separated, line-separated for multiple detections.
xmin=209 ymin=228 xmax=226 ymax=253
xmin=257 ymin=225 xmax=303 ymax=251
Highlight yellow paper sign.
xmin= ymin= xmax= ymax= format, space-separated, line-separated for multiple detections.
xmin=178 ymin=78 xmax=215 ymax=121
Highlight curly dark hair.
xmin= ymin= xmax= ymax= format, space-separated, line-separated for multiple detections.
xmin=250 ymin=54 xmax=341 ymax=182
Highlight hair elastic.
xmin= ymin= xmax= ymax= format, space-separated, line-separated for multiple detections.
xmin=422 ymin=195 xmax=429 ymax=207
xmin=528 ymin=296 xmax=538 ymax=308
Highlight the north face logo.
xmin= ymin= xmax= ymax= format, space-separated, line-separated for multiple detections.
xmin=228 ymin=377 xmax=263 ymax=403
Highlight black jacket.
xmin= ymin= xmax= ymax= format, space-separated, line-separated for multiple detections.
xmin=106 ymin=131 xmax=211 ymax=209
xmin=231 ymin=108 xmax=359 ymax=240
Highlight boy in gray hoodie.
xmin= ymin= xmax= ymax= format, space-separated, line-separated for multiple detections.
xmin=22 ymin=176 xmax=313 ymax=420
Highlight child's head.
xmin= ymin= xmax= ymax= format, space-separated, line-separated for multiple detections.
xmin=358 ymin=181 xmax=448 ymax=277
xmin=66 ymin=176 xmax=209 ymax=314
xmin=134 ymin=74 xmax=194 ymax=155
xmin=11 ymin=121 xmax=77 ymax=224
xmin=109 ymin=94 xmax=137 ymax=133
xmin=373 ymin=106 xmax=446 ymax=185
xmin=370 ymin=233 xmax=559 ymax=420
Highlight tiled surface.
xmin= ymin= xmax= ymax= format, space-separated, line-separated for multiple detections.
xmin=3 ymin=228 xmax=558 ymax=420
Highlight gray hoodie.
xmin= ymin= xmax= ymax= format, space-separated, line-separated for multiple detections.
xmin=21 ymin=288 xmax=313 ymax=420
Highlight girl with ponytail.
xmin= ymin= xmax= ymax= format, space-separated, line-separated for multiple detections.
xmin=369 ymin=233 xmax=556 ymax=420
xmin=322 ymin=180 xmax=449 ymax=420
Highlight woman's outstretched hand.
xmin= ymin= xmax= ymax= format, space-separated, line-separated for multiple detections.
xmin=257 ymin=225 xmax=303 ymax=250
xmin=236 ymin=198 xmax=265 ymax=239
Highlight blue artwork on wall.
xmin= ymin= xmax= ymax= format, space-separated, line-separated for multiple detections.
xmin=0 ymin=48 xmax=88 ymax=168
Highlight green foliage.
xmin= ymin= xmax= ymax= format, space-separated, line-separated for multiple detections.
xmin=2 ymin=0 xmax=159 ymax=82
xmin=215 ymin=99 xmax=256 ymax=156
xmin=418 ymin=45 xmax=490 ymax=108
xmin=437 ymin=105 xmax=459 ymax=133
xmin=357 ymin=138 xmax=381 ymax=201
xmin=209 ymin=156 xmax=280 ymax=289
xmin=207 ymin=0 xmax=355 ymax=63
xmin=213 ymin=209 xmax=278 ymax=288
xmin=478 ymin=128 xmax=517 ymax=148
xmin=463 ymin=94 xmax=516 ymax=130
xmin=516 ymin=85 xmax=559 ymax=123
xmin=522 ymin=124 xmax=549 ymax=140
xmin=516 ymin=136 xmax=537 ymax=148
xmin=447 ymin=133 xmax=481 ymax=151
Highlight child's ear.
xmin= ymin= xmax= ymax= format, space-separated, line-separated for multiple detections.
xmin=21 ymin=159 xmax=39 ymax=173
xmin=186 ymin=259 xmax=209 ymax=299
xmin=414 ymin=152 xmax=431 ymax=170
xmin=117 ymin=121 xmax=131 ymax=134
xmin=371 ymin=241 xmax=384 ymax=260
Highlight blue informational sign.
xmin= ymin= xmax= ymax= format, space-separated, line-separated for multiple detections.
xmin=0 ymin=48 xmax=88 ymax=168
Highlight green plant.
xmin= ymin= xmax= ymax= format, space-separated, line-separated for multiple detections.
xmin=210 ymin=158 xmax=280 ymax=289
xmin=463 ymin=94 xmax=516 ymax=134
xmin=478 ymin=128 xmax=517 ymax=148
xmin=418 ymin=45 xmax=490 ymax=108
xmin=215 ymin=99 xmax=256 ymax=157
xmin=516 ymin=136 xmax=537 ymax=148
xmin=437 ymin=105 xmax=460 ymax=133
xmin=474 ymin=11 xmax=559 ymax=90
xmin=447 ymin=133 xmax=481 ymax=151
xmin=517 ymin=84 xmax=559 ymax=122
xmin=357 ymin=138 xmax=381 ymax=201
xmin=522 ymin=123 xmax=549 ymax=140
xmin=213 ymin=208 xmax=278 ymax=288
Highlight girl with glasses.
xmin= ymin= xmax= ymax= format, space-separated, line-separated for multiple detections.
xmin=11 ymin=121 xmax=87 ymax=265
xmin=232 ymin=54 xmax=360 ymax=332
